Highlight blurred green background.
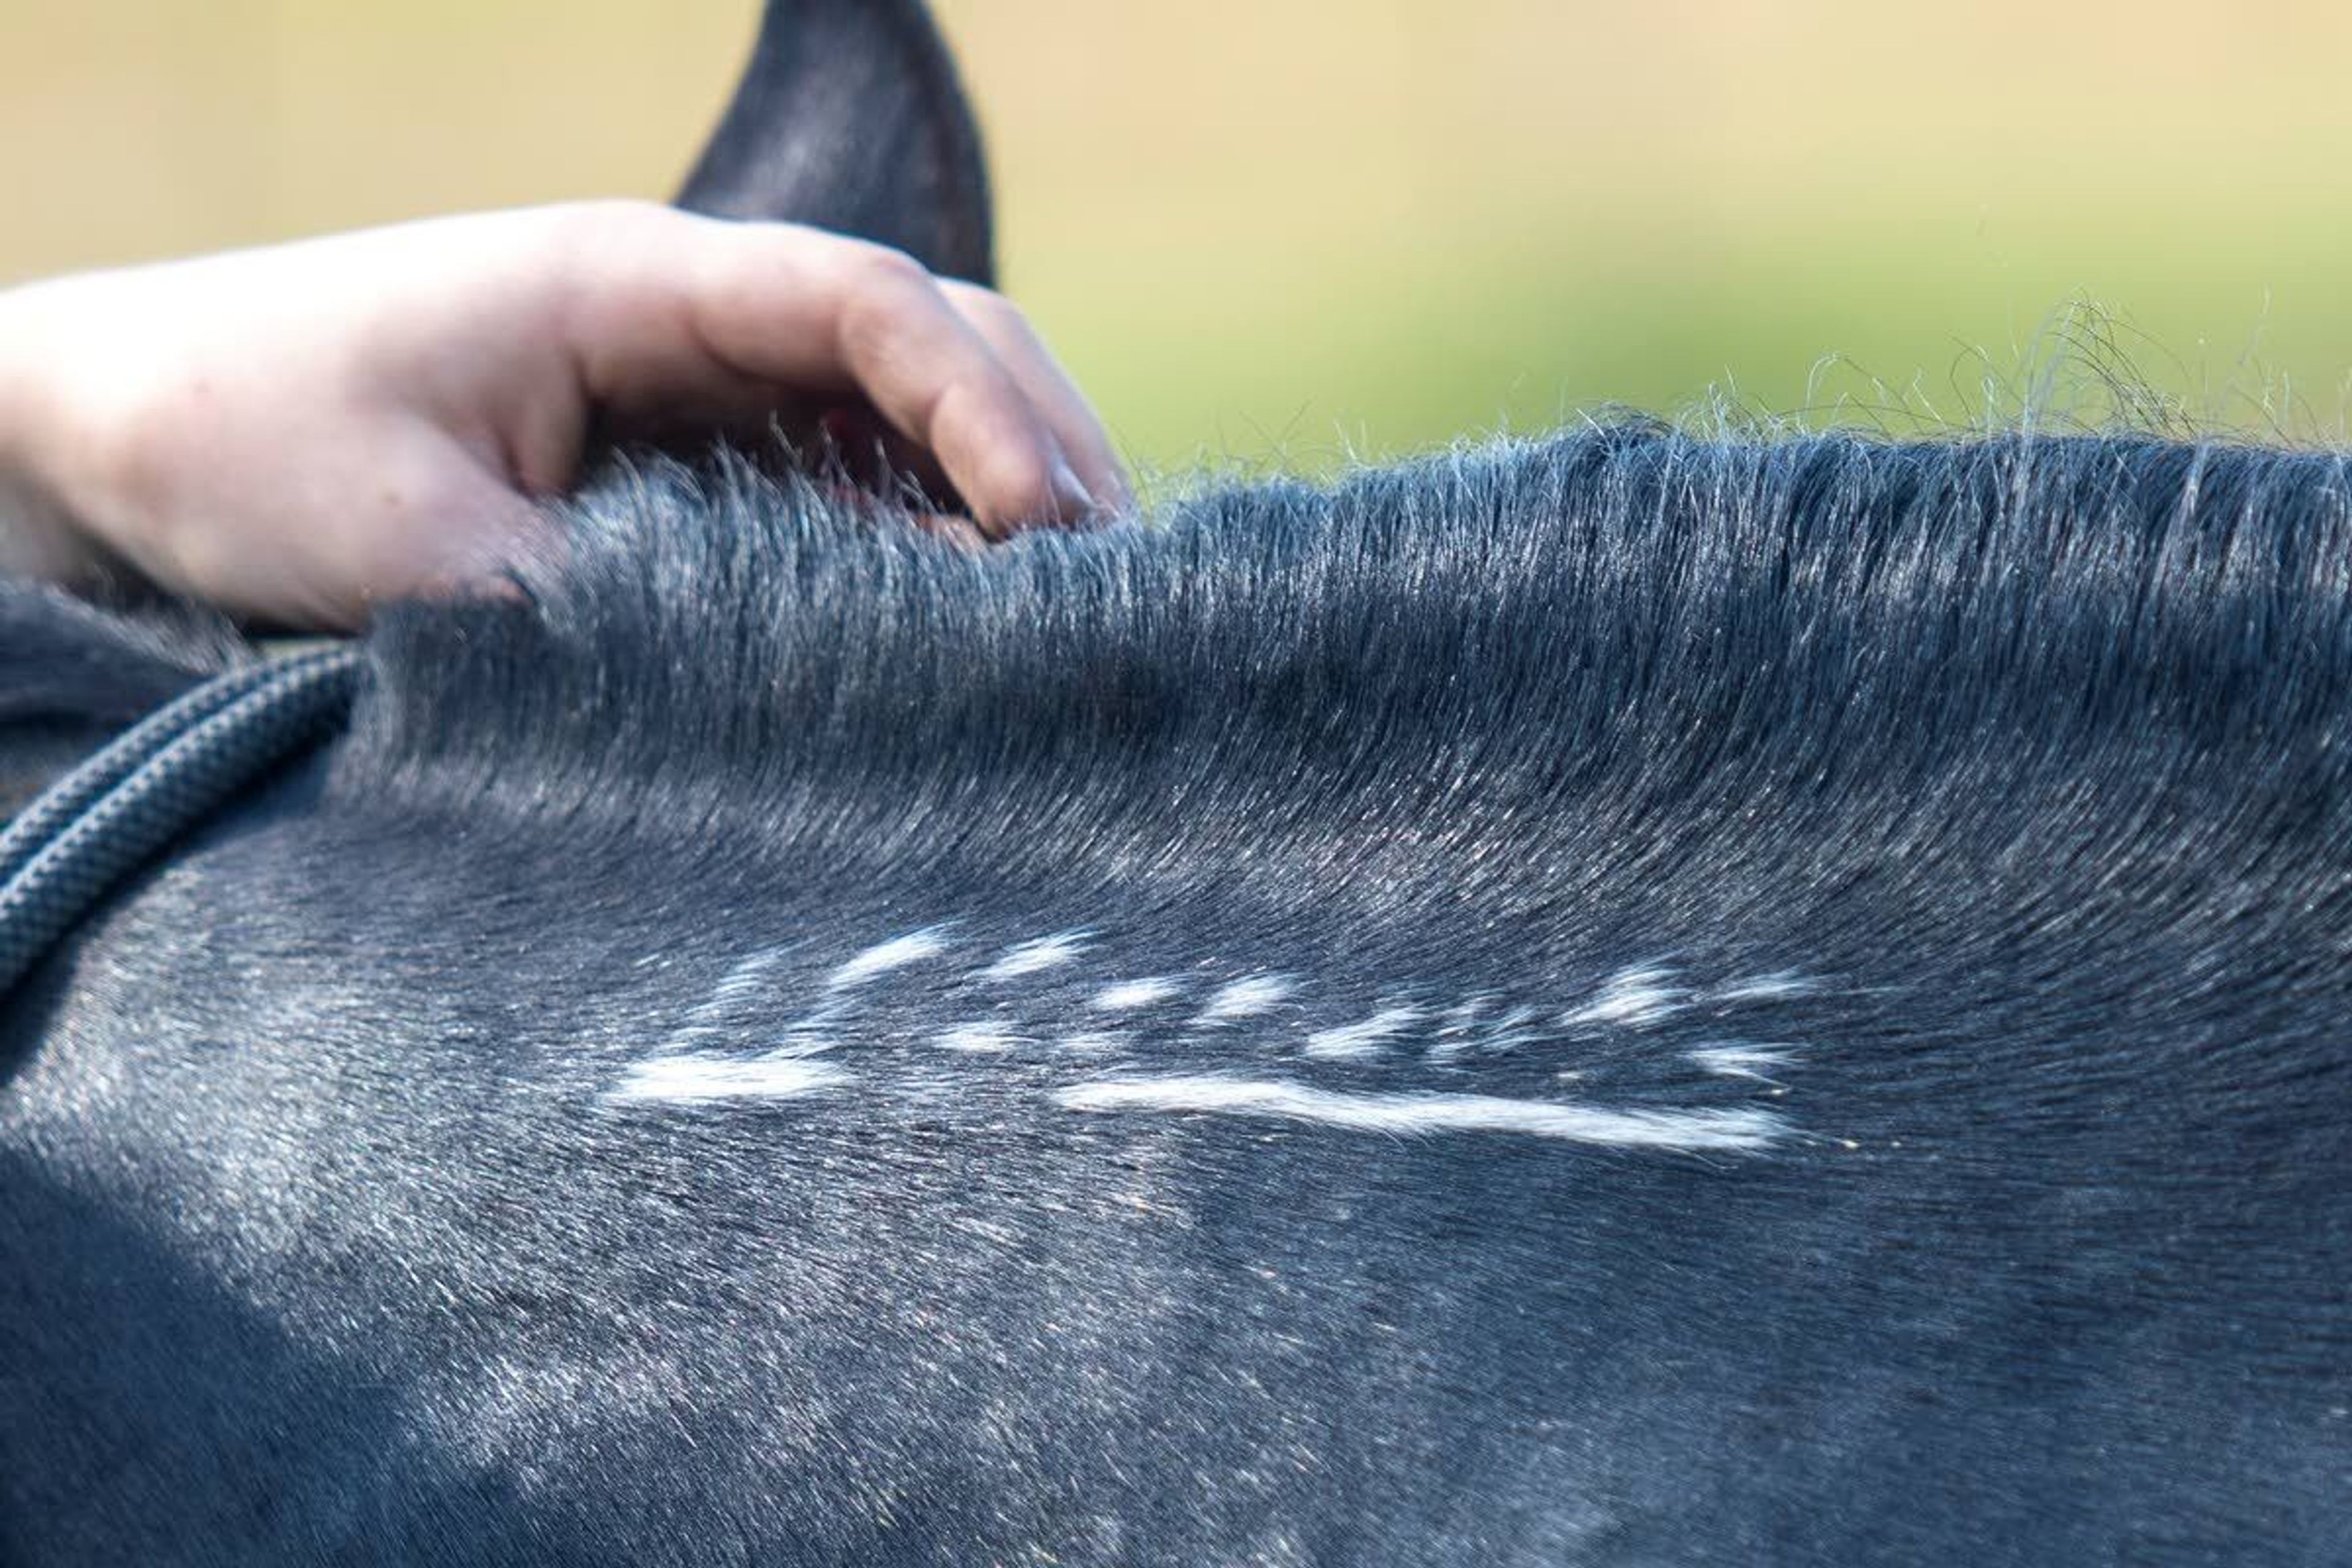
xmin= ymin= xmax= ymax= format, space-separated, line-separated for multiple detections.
xmin=2 ymin=1 xmax=2348 ymax=475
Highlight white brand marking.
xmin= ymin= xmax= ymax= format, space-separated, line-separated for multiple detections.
xmin=1056 ymin=1030 xmax=1128 ymax=1056
xmin=828 ymin=927 xmax=952 ymax=990
xmin=1093 ymin=978 xmax=1181 ymax=1012
xmin=933 ymin=1021 xmax=1025 ymax=1053
xmin=1687 ymin=1044 xmax=1797 ymax=1081
xmin=1305 ymin=1005 xmax=1424 ymax=1061
xmin=981 ymin=931 xmax=1093 ymax=982
xmin=1057 ymin=1074 xmax=1784 ymax=1152
xmin=767 ymin=1000 xmax=847 ymax=1058
xmin=609 ymin=1056 xmax=852 ymax=1105
xmin=1714 ymin=973 xmax=1816 ymax=1002
xmin=1560 ymin=965 xmax=1684 ymax=1028
xmin=1197 ymin=974 xmax=1294 ymax=1024
xmin=1427 ymin=999 xmax=1544 ymax=1063
xmin=666 ymin=947 xmax=792 ymax=1049
xmin=709 ymin=948 xmax=790 ymax=1008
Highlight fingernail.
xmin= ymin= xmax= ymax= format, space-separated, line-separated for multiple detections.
xmin=1048 ymin=456 xmax=1097 ymax=524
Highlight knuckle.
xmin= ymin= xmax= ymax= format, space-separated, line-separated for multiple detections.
xmin=834 ymin=253 xmax=948 ymax=363
xmin=844 ymin=241 xmax=933 ymax=295
xmin=946 ymin=282 xmax=1033 ymax=344
xmin=968 ymin=434 xmax=1059 ymax=517
xmin=818 ymin=238 xmax=935 ymax=321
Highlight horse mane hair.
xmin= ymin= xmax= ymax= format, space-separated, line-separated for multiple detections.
xmin=333 ymin=426 xmax=2352 ymax=900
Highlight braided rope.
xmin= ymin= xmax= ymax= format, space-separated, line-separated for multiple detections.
xmin=0 ymin=645 xmax=364 ymax=995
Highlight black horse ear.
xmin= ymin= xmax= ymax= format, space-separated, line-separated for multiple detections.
xmin=676 ymin=0 xmax=996 ymax=287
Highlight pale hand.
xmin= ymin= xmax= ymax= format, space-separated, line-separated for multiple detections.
xmin=0 ymin=202 xmax=1129 ymax=629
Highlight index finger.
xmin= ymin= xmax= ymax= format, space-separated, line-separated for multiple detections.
xmin=560 ymin=206 xmax=1097 ymax=532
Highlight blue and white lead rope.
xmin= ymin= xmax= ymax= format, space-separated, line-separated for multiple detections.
xmin=0 ymin=645 xmax=364 ymax=995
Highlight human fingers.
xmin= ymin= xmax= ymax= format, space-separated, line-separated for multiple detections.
xmin=938 ymin=279 xmax=1130 ymax=518
xmin=260 ymin=421 xmax=545 ymax=630
xmin=560 ymin=205 xmax=1095 ymax=535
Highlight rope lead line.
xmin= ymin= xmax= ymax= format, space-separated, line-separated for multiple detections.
xmin=0 ymin=645 xmax=365 ymax=995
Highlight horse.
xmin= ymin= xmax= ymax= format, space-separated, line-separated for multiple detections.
xmin=4 ymin=3 xmax=2347 ymax=1561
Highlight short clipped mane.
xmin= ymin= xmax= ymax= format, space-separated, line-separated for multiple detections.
xmin=332 ymin=427 xmax=2352 ymax=914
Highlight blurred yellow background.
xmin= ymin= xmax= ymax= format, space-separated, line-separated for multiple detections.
xmin=2 ymin=1 xmax=2348 ymax=474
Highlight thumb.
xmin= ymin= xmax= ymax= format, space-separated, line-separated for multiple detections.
xmin=325 ymin=428 xmax=551 ymax=627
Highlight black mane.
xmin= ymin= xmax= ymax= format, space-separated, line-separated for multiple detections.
xmin=337 ymin=425 xmax=2352 ymax=918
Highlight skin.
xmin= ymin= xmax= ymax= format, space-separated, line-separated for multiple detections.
xmin=0 ymin=201 xmax=1129 ymax=630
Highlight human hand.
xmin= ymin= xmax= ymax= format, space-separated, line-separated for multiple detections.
xmin=0 ymin=202 xmax=1128 ymax=629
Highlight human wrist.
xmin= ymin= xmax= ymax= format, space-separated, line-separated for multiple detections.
xmin=0 ymin=282 xmax=106 ymax=587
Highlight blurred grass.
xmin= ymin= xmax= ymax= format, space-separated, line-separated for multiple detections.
xmin=3 ymin=0 xmax=2350 ymax=474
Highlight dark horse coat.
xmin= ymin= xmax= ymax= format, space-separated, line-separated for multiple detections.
xmin=3 ymin=4 xmax=2347 ymax=1563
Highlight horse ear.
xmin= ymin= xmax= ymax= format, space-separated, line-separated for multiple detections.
xmin=676 ymin=0 xmax=996 ymax=287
